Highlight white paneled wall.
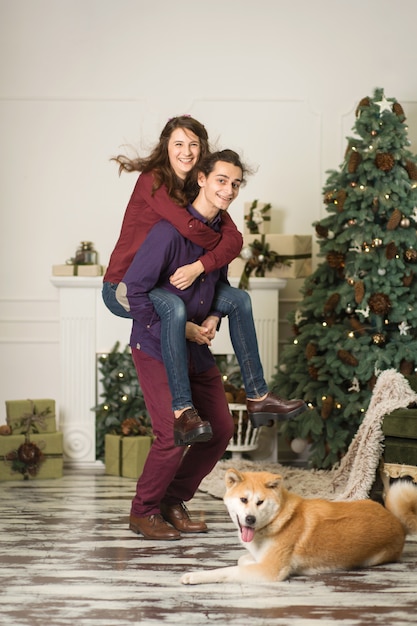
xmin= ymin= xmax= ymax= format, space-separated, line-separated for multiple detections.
xmin=1 ymin=0 xmax=417 ymax=422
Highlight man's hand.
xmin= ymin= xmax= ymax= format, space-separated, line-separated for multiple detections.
xmin=169 ymin=260 xmax=204 ymax=290
xmin=185 ymin=322 xmax=212 ymax=346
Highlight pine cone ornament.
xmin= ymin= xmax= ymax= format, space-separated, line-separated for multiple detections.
xmin=326 ymin=251 xmax=345 ymax=269
xmin=308 ymin=365 xmax=319 ymax=380
xmin=385 ymin=241 xmax=398 ymax=260
xmin=386 ymin=208 xmax=402 ymax=230
xmin=305 ymin=342 xmax=317 ymax=360
xmin=354 ymin=280 xmax=365 ymax=304
xmin=18 ymin=442 xmax=42 ymax=464
xmin=375 ymin=152 xmax=395 ymax=172
xmin=324 ymin=292 xmax=340 ymax=314
xmin=393 ymin=102 xmax=406 ymax=121
xmin=337 ymin=350 xmax=359 ymax=366
xmin=355 ymin=97 xmax=370 ymax=116
xmin=315 ymin=224 xmax=329 ymax=238
xmin=321 ymin=396 xmax=334 ymax=420
xmin=120 ymin=417 xmax=147 ymax=436
xmin=335 ymin=189 xmax=347 ymax=212
xmin=405 ymin=160 xmax=417 ymax=180
xmin=325 ymin=314 xmax=337 ymax=327
xmin=349 ymin=317 xmax=365 ymax=335
xmin=368 ymin=292 xmax=391 ymax=315
xmin=403 ymin=272 xmax=414 ymax=287
xmin=400 ymin=359 xmax=414 ymax=375
xmin=348 ymin=150 xmax=361 ymax=173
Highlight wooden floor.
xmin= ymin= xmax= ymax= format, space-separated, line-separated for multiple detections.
xmin=1 ymin=468 xmax=417 ymax=626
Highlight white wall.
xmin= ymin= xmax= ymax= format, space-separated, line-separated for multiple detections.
xmin=1 ymin=0 xmax=417 ymax=422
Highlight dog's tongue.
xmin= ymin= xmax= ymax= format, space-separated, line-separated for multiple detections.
xmin=241 ymin=526 xmax=255 ymax=543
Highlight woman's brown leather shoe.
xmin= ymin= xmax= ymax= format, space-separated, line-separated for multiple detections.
xmin=247 ymin=392 xmax=308 ymax=427
xmin=160 ymin=502 xmax=208 ymax=533
xmin=129 ymin=513 xmax=181 ymax=540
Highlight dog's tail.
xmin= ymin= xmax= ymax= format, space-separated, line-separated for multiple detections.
xmin=385 ymin=480 xmax=417 ymax=535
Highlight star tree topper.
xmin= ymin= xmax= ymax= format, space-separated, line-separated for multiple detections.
xmin=375 ymin=94 xmax=392 ymax=114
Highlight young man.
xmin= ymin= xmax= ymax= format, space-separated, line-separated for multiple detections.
xmin=117 ymin=150 xmax=247 ymax=540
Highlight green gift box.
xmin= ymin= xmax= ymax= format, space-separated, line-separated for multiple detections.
xmin=6 ymin=399 xmax=57 ymax=434
xmin=0 ymin=432 xmax=63 ymax=481
xmin=382 ymin=408 xmax=417 ymax=466
xmin=0 ymin=434 xmax=25 ymax=481
xmin=105 ymin=434 xmax=152 ymax=479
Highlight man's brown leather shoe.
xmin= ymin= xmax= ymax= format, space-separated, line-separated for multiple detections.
xmin=247 ymin=392 xmax=308 ymax=427
xmin=160 ymin=502 xmax=208 ymax=533
xmin=129 ymin=513 xmax=181 ymax=540
xmin=174 ymin=408 xmax=213 ymax=446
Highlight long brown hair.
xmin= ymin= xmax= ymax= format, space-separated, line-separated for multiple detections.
xmin=112 ymin=116 xmax=210 ymax=206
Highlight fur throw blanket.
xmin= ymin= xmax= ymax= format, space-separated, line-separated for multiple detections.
xmin=199 ymin=369 xmax=417 ymax=501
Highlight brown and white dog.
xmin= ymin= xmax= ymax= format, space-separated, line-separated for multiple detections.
xmin=181 ymin=468 xmax=417 ymax=584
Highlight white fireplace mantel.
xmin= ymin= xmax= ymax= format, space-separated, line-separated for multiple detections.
xmin=51 ymin=275 xmax=286 ymax=468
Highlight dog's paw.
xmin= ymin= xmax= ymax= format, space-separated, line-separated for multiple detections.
xmin=180 ymin=572 xmax=199 ymax=585
xmin=238 ymin=553 xmax=255 ymax=566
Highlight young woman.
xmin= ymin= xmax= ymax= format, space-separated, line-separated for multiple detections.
xmin=103 ymin=116 xmax=307 ymax=442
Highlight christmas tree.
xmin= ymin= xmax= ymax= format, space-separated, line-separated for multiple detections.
xmin=272 ymin=87 xmax=417 ymax=469
xmin=93 ymin=342 xmax=151 ymax=459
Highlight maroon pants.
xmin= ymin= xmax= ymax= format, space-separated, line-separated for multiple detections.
xmin=130 ymin=348 xmax=234 ymax=518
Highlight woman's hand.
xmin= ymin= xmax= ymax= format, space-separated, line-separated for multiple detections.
xmin=185 ymin=322 xmax=212 ymax=345
xmin=169 ymin=260 xmax=204 ymax=290
xmin=200 ymin=315 xmax=220 ymax=341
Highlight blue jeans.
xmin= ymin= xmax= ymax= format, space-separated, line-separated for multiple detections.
xmin=102 ymin=281 xmax=268 ymax=410
xmin=102 ymin=282 xmax=190 ymax=411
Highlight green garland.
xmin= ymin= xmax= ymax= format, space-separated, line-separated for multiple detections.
xmin=238 ymin=235 xmax=292 ymax=290
xmin=245 ymin=199 xmax=272 ymax=234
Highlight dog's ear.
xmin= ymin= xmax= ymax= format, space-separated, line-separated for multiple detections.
xmin=225 ymin=468 xmax=244 ymax=488
xmin=265 ymin=474 xmax=283 ymax=490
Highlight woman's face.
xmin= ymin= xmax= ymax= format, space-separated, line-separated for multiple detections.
xmin=167 ymin=128 xmax=201 ymax=180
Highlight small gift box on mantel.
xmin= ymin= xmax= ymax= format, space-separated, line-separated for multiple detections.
xmin=52 ymin=264 xmax=105 ymax=276
xmin=52 ymin=241 xmax=105 ymax=276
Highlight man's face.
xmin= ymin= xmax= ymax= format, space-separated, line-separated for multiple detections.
xmin=167 ymin=128 xmax=200 ymax=180
xmin=196 ymin=161 xmax=242 ymax=221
